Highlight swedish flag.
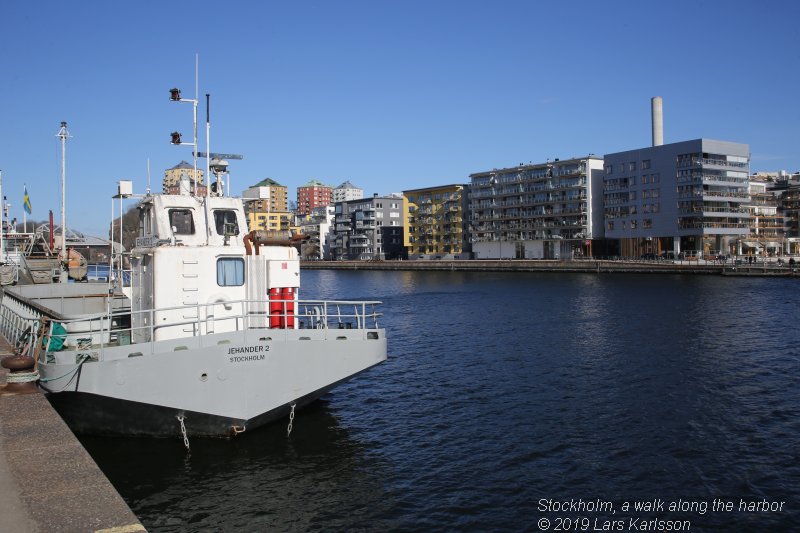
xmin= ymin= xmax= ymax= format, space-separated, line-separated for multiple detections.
xmin=23 ymin=186 xmax=32 ymax=215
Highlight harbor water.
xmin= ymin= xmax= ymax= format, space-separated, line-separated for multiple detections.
xmin=80 ymin=270 xmax=800 ymax=531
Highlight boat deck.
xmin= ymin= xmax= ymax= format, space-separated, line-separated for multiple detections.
xmin=0 ymin=339 xmax=144 ymax=532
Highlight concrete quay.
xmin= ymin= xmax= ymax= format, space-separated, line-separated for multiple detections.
xmin=301 ymin=259 xmax=799 ymax=277
xmin=0 ymin=343 xmax=144 ymax=533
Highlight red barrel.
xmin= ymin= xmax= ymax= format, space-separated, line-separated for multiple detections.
xmin=281 ymin=287 xmax=295 ymax=328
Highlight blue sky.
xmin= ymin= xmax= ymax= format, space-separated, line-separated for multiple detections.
xmin=2 ymin=0 xmax=798 ymax=236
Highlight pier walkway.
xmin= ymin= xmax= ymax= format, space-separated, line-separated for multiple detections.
xmin=0 ymin=342 xmax=144 ymax=533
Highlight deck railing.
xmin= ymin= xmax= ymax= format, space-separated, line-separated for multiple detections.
xmin=0 ymin=293 xmax=382 ymax=364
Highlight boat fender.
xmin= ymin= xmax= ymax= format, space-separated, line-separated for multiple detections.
xmin=42 ymin=322 xmax=68 ymax=352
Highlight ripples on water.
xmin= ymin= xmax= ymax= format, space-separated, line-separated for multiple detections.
xmin=81 ymin=271 xmax=800 ymax=531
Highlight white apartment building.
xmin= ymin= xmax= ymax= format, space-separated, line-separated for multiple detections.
xmin=468 ymin=156 xmax=605 ymax=259
xmin=298 ymin=205 xmax=335 ymax=260
xmin=332 ymin=181 xmax=364 ymax=203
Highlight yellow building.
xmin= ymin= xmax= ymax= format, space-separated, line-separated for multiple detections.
xmin=246 ymin=210 xmax=293 ymax=232
xmin=163 ymin=160 xmax=204 ymax=193
xmin=403 ymin=185 xmax=467 ymax=258
xmin=243 ymin=178 xmax=288 ymax=212
xmin=242 ymin=178 xmax=290 ymax=232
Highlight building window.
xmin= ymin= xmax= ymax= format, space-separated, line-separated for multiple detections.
xmin=642 ymin=159 xmax=651 ymax=170
xmin=628 ymin=162 xmax=637 ymax=172
xmin=217 ymin=258 xmax=244 ymax=286
xmin=605 ymin=165 xmax=613 ymax=175
xmin=643 ymin=219 xmax=653 ymax=229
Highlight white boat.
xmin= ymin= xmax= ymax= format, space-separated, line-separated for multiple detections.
xmin=0 ymin=190 xmax=387 ymax=437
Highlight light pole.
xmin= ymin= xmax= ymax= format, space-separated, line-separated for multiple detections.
xmin=56 ymin=121 xmax=71 ymax=259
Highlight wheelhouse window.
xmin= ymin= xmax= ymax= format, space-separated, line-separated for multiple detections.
xmin=168 ymin=209 xmax=195 ymax=235
xmin=217 ymin=258 xmax=244 ymax=286
xmin=213 ymin=210 xmax=240 ymax=236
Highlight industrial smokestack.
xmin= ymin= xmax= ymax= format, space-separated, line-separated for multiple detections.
xmin=651 ymin=96 xmax=663 ymax=146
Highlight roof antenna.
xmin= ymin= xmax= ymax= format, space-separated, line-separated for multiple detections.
xmin=146 ymin=158 xmax=151 ymax=194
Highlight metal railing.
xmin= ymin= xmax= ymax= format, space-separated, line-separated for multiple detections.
xmin=0 ymin=295 xmax=383 ymax=364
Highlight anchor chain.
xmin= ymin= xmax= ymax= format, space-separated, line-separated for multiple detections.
xmin=177 ymin=414 xmax=190 ymax=451
xmin=287 ymin=403 xmax=296 ymax=436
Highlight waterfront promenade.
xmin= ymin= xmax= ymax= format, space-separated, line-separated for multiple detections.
xmin=0 ymin=341 xmax=144 ymax=533
xmin=301 ymin=258 xmax=798 ymax=276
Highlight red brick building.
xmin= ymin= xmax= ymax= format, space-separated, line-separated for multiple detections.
xmin=296 ymin=179 xmax=333 ymax=216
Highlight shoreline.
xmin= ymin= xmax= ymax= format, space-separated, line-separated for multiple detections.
xmin=301 ymin=259 xmax=798 ymax=277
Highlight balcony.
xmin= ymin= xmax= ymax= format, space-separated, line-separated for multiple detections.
xmin=702 ymin=190 xmax=750 ymax=201
xmin=693 ymin=157 xmax=749 ymax=169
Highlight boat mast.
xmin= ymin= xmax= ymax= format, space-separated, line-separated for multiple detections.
xmin=169 ymin=59 xmax=199 ymax=195
xmin=56 ymin=121 xmax=71 ymax=257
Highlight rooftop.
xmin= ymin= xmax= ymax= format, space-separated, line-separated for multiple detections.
xmin=301 ymin=179 xmax=331 ymax=188
xmin=167 ymin=160 xmax=194 ymax=171
xmin=251 ymin=178 xmax=285 ymax=187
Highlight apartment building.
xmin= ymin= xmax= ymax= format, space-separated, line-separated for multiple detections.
xmin=403 ymin=185 xmax=469 ymax=258
xmin=741 ymin=176 xmax=783 ymax=256
xmin=603 ymin=139 xmax=750 ymax=258
xmin=163 ymin=160 xmax=206 ymax=195
xmin=332 ymin=181 xmax=364 ymax=203
xmin=242 ymin=178 xmax=288 ymax=212
xmin=298 ymin=205 xmax=335 ymax=259
xmin=296 ymin=179 xmax=333 ymax=216
xmin=770 ymin=173 xmax=800 ymax=255
xmin=468 ymin=156 xmax=604 ymax=259
xmin=241 ymin=178 xmax=290 ymax=232
xmin=332 ymin=195 xmax=404 ymax=260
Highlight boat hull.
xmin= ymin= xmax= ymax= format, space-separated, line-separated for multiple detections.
xmin=45 ymin=367 xmax=374 ymax=437
xmin=37 ymin=328 xmax=386 ymax=437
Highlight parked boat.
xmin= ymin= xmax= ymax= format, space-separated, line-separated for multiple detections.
xmin=0 ymin=189 xmax=387 ymax=437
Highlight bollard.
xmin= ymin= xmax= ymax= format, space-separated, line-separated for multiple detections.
xmin=1 ymin=354 xmax=39 ymax=394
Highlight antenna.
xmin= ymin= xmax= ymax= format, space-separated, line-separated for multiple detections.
xmin=206 ymin=93 xmax=210 ymax=198
xmin=146 ymin=158 xmax=151 ymax=194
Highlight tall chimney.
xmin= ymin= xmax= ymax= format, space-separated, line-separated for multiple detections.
xmin=651 ymin=96 xmax=663 ymax=146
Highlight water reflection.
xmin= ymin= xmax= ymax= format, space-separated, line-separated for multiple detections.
xmin=80 ymin=401 xmax=396 ymax=531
